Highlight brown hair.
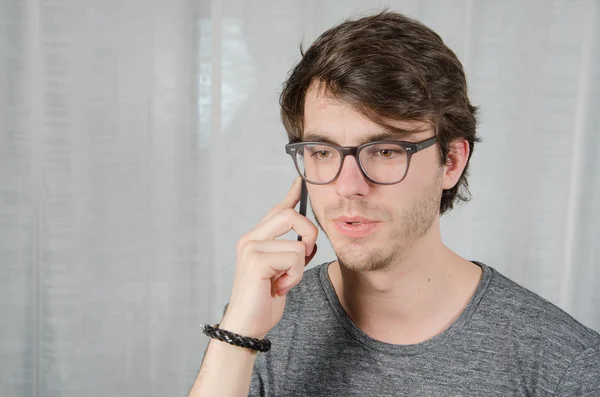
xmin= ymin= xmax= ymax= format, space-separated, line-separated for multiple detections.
xmin=280 ymin=10 xmax=480 ymax=214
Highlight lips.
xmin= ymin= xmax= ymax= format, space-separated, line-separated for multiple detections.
xmin=332 ymin=216 xmax=378 ymax=238
xmin=333 ymin=216 xmax=376 ymax=225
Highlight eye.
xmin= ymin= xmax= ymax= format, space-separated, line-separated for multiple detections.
xmin=313 ymin=150 xmax=332 ymax=159
xmin=377 ymin=149 xmax=399 ymax=158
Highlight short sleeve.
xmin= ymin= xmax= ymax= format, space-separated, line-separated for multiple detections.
xmin=554 ymin=344 xmax=600 ymax=395
xmin=248 ymin=365 xmax=264 ymax=397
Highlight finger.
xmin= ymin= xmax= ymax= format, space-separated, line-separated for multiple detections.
xmin=269 ymin=256 xmax=305 ymax=292
xmin=247 ymin=251 xmax=303 ymax=281
xmin=240 ymin=239 xmax=311 ymax=280
xmin=255 ymin=176 xmax=303 ymax=229
xmin=276 ymin=242 xmax=319 ymax=294
xmin=239 ymin=240 xmax=306 ymax=278
xmin=274 ymin=251 xmax=309 ymax=293
xmin=241 ymin=233 xmax=318 ymax=267
xmin=241 ymin=239 xmax=306 ymax=256
xmin=305 ymin=243 xmax=318 ymax=266
xmin=247 ymin=207 xmax=318 ymax=256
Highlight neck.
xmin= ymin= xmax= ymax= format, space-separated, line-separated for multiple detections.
xmin=328 ymin=220 xmax=482 ymax=345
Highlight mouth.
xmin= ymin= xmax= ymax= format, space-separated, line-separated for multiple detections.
xmin=333 ymin=216 xmax=376 ymax=224
xmin=332 ymin=216 xmax=378 ymax=238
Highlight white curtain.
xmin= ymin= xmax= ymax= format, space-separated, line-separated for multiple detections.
xmin=1 ymin=0 xmax=598 ymax=396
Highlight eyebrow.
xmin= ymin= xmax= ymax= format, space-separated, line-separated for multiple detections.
xmin=302 ymin=131 xmax=419 ymax=146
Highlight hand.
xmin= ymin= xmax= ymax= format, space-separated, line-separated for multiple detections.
xmin=220 ymin=177 xmax=319 ymax=339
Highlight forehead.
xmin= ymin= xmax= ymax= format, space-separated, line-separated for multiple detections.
xmin=303 ymin=82 xmax=431 ymax=145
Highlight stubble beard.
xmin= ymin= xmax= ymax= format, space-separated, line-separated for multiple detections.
xmin=311 ymin=170 xmax=443 ymax=273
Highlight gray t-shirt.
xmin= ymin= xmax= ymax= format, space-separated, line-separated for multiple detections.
xmin=231 ymin=261 xmax=600 ymax=396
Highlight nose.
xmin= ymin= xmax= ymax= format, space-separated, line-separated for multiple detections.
xmin=334 ymin=155 xmax=370 ymax=198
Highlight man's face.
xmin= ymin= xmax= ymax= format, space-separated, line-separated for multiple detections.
xmin=303 ymin=84 xmax=444 ymax=273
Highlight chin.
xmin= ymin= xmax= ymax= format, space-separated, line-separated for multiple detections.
xmin=333 ymin=236 xmax=398 ymax=273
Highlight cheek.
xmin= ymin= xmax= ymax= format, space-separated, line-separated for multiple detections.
xmin=387 ymin=169 xmax=441 ymax=212
xmin=405 ymin=151 xmax=443 ymax=185
xmin=306 ymin=186 xmax=328 ymax=213
xmin=385 ymin=185 xmax=416 ymax=215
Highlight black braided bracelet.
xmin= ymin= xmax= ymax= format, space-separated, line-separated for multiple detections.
xmin=201 ymin=323 xmax=271 ymax=353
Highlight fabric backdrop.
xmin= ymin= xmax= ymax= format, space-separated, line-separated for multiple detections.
xmin=1 ymin=0 xmax=598 ymax=396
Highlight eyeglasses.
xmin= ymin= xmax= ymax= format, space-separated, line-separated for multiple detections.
xmin=285 ymin=136 xmax=437 ymax=185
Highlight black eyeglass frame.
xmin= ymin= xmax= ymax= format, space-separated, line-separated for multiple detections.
xmin=285 ymin=136 xmax=437 ymax=185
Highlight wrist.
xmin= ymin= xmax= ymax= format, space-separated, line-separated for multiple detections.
xmin=218 ymin=319 xmax=267 ymax=340
xmin=202 ymin=322 xmax=271 ymax=353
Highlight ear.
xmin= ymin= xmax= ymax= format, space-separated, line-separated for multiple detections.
xmin=442 ymin=139 xmax=470 ymax=190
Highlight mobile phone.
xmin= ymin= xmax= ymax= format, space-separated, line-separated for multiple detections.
xmin=297 ymin=180 xmax=308 ymax=241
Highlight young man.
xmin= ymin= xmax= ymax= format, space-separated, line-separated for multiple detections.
xmin=191 ymin=11 xmax=600 ymax=397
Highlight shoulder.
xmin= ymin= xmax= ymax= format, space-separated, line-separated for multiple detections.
xmin=480 ymin=263 xmax=600 ymax=362
xmin=555 ymin=343 xmax=600 ymax=394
